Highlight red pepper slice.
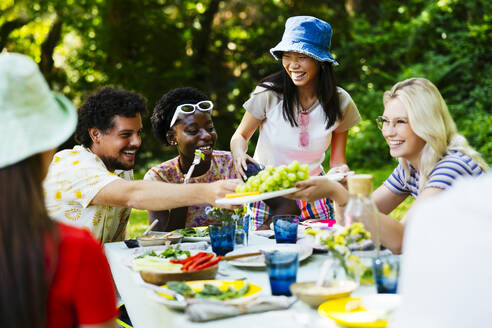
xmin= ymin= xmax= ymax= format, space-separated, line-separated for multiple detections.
xmin=190 ymin=256 xmax=222 ymax=272
xmin=175 ymin=252 xmax=207 ymax=265
xmin=186 ymin=254 xmax=214 ymax=272
xmin=180 ymin=253 xmax=208 ymax=271
xmin=182 ymin=260 xmax=194 ymax=271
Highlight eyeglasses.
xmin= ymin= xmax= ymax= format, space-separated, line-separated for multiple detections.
xmin=375 ymin=116 xmax=409 ymax=131
xmin=169 ymin=100 xmax=214 ymax=128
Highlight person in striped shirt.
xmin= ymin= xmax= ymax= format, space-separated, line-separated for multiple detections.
xmin=287 ymin=77 xmax=488 ymax=253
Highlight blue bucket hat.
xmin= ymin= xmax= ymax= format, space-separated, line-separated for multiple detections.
xmin=0 ymin=53 xmax=77 ymax=168
xmin=270 ymin=16 xmax=338 ymax=65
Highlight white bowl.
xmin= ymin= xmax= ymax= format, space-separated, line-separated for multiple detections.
xmin=290 ymin=280 xmax=357 ymax=307
xmin=137 ymin=232 xmax=183 ymax=247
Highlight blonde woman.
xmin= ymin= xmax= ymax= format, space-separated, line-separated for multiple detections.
xmin=287 ymin=77 xmax=488 ymax=253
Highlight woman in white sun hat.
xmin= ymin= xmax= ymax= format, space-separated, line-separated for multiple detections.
xmin=0 ymin=53 xmax=117 ymax=328
xmin=230 ymin=16 xmax=361 ymax=230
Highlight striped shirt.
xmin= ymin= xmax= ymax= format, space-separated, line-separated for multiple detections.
xmin=384 ymin=151 xmax=484 ymax=198
xmin=247 ymin=198 xmax=335 ymax=230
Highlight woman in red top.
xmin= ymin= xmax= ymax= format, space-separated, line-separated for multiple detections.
xmin=0 ymin=53 xmax=118 ymax=327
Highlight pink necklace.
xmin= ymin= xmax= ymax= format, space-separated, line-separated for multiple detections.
xmin=298 ymin=111 xmax=310 ymax=148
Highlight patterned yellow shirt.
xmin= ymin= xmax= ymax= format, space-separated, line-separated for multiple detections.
xmin=43 ymin=145 xmax=133 ymax=243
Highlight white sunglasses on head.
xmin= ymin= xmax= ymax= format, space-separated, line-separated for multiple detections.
xmin=169 ymin=100 xmax=214 ymax=128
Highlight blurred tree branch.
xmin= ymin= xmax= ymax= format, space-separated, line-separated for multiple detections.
xmin=39 ymin=17 xmax=63 ymax=85
xmin=0 ymin=17 xmax=31 ymax=50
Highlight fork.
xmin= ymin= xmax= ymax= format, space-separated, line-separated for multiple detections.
xmin=184 ymin=150 xmax=203 ymax=183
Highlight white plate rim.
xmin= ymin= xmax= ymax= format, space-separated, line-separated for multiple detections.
xmin=182 ymin=236 xmax=210 ymax=242
xmin=146 ymin=280 xmax=262 ymax=310
xmin=215 ymin=187 xmax=299 ymax=205
xmin=226 ymin=243 xmax=313 ymax=268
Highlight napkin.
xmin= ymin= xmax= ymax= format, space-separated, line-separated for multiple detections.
xmin=185 ymin=296 xmax=296 ymax=322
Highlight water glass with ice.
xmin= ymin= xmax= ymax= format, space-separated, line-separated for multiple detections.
xmin=372 ymin=254 xmax=400 ymax=293
xmin=273 ymin=215 xmax=299 ymax=244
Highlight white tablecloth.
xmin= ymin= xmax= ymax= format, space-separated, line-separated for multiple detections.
xmin=104 ymin=233 xmax=376 ymax=328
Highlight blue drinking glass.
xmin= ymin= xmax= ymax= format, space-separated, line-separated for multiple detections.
xmin=372 ymin=255 xmax=400 ymax=293
xmin=273 ymin=215 xmax=299 ymax=244
xmin=209 ymin=222 xmax=236 ymax=256
xmin=264 ymin=251 xmax=299 ymax=296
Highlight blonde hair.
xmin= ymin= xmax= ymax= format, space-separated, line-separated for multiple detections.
xmin=383 ymin=77 xmax=488 ymax=191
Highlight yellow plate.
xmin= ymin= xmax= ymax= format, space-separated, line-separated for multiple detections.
xmin=318 ymin=297 xmax=389 ymax=328
xmin=225 ymin=191 xmax=260 ymax=198
xmin=158 ymin=280 xmax=262 ymax=301
xmin=216 ymin=187 xmax=299 ymax=205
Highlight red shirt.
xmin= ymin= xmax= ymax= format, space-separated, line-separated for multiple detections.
xmin=45 ymin=223 xmax=118 ymax=327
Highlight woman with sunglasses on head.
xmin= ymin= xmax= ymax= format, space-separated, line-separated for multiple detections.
xmin=230 ymin=16 xmax=361 ymax=230
xmin=0 ymin=53 xmax=117 ymax=328
xmin=287 ymin=77 xmax=488 ymax=254
xmin=144 ymin=87 xmax=239 ymax=231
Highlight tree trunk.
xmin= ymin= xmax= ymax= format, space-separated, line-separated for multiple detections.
xmin=40 ymin=18 xmax=63 ymax=85
xmin=192 ymin=0 xmax=222 ymax=88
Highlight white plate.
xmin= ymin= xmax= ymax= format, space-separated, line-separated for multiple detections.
xmin=122 ymin=244 xmax=209 ymax=269
xmin=225 ymin=243 xmax=313 ymax=268
xmin=172 ymin=227 xmax=210 ymax=242
xmin=182 ymin=236 xmax=210 ymax=242
xmin=215 ymin=172 xmax=353 ymax=206
xmin=145 ymin=280 xmax=262 ymax=310
xmin=215 ymin=187 xmax=299 ymax=206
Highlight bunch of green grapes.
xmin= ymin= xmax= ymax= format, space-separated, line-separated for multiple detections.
xmin=235 ymin=160 xmax=310 ymax=193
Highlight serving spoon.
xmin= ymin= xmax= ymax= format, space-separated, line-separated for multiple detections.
xmin=141 ymin=219 xmax=159 ymax=237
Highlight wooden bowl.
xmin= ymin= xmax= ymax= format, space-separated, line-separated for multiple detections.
xmin=139 ymin=264 xmax=219 ymax=285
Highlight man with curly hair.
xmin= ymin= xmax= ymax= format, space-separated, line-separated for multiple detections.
xmin=43 ymin=86 xmax=238 ymax=242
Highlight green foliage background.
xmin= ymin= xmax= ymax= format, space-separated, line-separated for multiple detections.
xmin=2 ymin=0 xmax=491 ymax=176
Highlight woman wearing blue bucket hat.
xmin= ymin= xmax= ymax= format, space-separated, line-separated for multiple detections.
xmin=231 ymin=16 xmax=361 ymax=229
xmin=0 ymin=53 xmax=117 ymax=327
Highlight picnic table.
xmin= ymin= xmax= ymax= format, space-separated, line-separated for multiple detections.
xmin=104 ymin=232 xmax=378 ymax=328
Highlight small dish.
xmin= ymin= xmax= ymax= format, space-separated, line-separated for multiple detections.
xmin=137 ymin=232 xmax=183 ymax=246
xmin=318 ymin=294 xmax=401 ymax=328
xmin=290 ymin=280 xmax=357 ymax=307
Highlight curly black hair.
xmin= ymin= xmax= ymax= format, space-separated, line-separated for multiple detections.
xmin=151 ymin=87 xmax=208 ymax=146
xmin=75 ymin=86 xmax=147 ymax=148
